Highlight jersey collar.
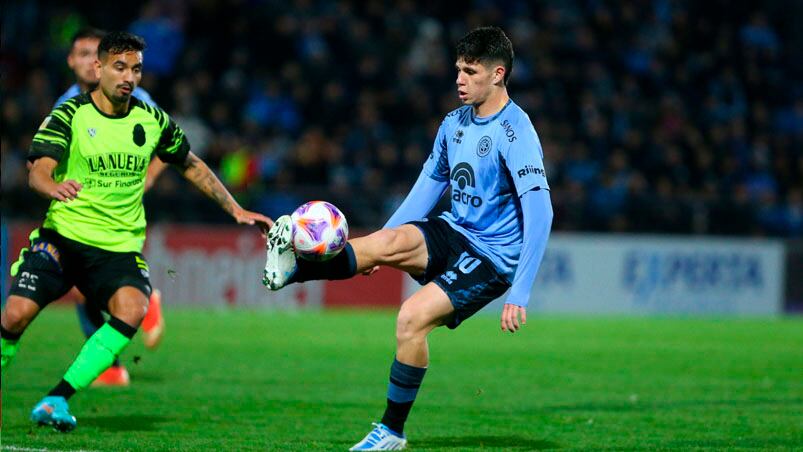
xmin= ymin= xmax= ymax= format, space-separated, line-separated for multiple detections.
xmin=470 ymin=99 xmax=512 ymax=125
xmin=88 ymin=90 xmax=137 ymax=119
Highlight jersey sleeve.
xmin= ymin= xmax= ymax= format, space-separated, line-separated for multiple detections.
xmin=502 ymin=120 xmax=549 ymax=196
xmin=383 ymin=171 xmax=449 ymax=229
xmin=421 ymin=119 xmax=451 ymax=182
xmin=28 ymin=100 xmax=78 ymax=163
xmin=505 ymin=188 xmax=553 ymax=307
xmin=154 ymin=110 xmax=191 ymax=164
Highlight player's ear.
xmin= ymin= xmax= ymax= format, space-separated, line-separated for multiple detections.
xmin=494 ymin=66 xmax=505 ymax=85
xmin=93 ymin=58 xmax=102 ymax=79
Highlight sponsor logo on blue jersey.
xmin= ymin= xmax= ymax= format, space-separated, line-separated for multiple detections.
xmin=451 ymin=162 xmax=475 ymax=189
xmin=450 ymin=163 xmax=483 ymax=207
xmin=500 ymin=119 xmax=517 ymax=142
xmin=517 ymin=165 xmax=545 ymax=178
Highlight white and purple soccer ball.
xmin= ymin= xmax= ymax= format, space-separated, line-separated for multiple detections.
xmin=290 ymin=201 xmax=349 ymax=261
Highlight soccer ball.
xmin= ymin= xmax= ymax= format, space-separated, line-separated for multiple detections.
xmin=290 ymin=201 xmax=349 ymax=261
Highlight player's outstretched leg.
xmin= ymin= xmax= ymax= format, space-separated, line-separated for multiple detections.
xmin=31 ymin=287 xmax=146 ymax=432
xmin=262 ymin=215 xmax=297 ymax=289
xmin=263 ymin=222 xmax=427 ymax=290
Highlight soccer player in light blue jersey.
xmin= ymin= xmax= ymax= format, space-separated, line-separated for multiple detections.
xmin=263 ymin=26 xmax=552 ymax=451
xmin=54 ymin=28 xmax=168 ymax=386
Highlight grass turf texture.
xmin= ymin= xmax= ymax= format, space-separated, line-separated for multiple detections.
xmin=1 ymin=307 xmax=801 ymax=451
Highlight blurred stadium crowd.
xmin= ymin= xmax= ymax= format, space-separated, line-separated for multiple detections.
xmin=2 ymin=0 xmax=802 ymax=236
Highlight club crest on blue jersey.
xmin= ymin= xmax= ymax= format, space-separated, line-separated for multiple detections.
xmin=476 ymin=135 xmax=492 ymax=157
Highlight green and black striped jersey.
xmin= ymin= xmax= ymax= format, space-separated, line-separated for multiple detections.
xmin=29 ymin=92 xmax=190 ymax=253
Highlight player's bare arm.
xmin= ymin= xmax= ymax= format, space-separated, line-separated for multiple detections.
xmin=28 ymin=156 xmax=82 ymax=202
xmin=178 ymin=151 xmax=273 ymax=231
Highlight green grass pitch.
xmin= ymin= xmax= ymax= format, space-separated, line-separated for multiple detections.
xmin=2 ymin=307 xmax=801 ymax=451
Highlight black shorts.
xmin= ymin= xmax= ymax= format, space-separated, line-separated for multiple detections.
xmin=8 ymin=228 xmax=151 ymax=310
xmin=408 ymin=218 xmax=510 ymax=329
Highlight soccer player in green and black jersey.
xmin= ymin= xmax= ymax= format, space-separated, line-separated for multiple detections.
xmin=0 ymin=31 xmax=272 ymax=432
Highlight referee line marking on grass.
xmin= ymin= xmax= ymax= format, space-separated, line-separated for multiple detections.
xmin=2 ymin=446 xmax=102 ymax=452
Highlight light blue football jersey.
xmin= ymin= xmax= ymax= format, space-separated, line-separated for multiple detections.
xmin=54 ymin=84 xmax=156 ymax=108
xmin=422 ymin=100 xmax=549 ymax=281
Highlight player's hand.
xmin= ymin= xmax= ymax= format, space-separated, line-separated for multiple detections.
xmin=50 ymin=180 xmax=82 ymax=202
xmin=501 ymin=303 xmax=527 ymax=333
xmin=233 ymin=207 xmax=273 ymax=234
xmin=362 ymin=265 xmax=380 ymax=276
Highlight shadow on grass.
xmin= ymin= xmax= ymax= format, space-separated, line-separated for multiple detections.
xmin=127 ymin=372 xmax=166 ymax=383
xmin=415 ymin=435 xmax=559 ymax=450
xmin=80 ymin=414 xmax=170 ymax=431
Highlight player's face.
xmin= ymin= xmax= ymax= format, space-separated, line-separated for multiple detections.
xmin=96 ymin=51 xmax=143 ymax=104
xmin=68 ymin=38 xmax=101 ymax=86
xmin=455 ymin=58 xmax=502 ymax=106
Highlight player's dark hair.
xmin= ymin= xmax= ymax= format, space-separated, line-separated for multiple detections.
xmin=456 ymin=26 xmax=514 ymax=85
xmin=71 ymin=27 xmax=107 ymax=46
xmin=97 ymin=31 xmax=146 ymax=59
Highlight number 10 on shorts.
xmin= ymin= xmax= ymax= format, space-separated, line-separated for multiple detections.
xmin=441 ymin=252 xmax=481 ymax=285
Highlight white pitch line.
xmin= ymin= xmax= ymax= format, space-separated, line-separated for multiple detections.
xmin=2 ymin=446 xmax=101 ymax=452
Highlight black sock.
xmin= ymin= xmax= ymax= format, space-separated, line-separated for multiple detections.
xmin=1 ymin=324 xmax=23 ymax=341
xmin=108 ymin=316 xmax=138 ymax=339
xmin=48 ymin=379 xmax=77 ymax=400
xmin=291 ymin=243 xmax=357 ymax=283
xmin=380 ymin=358 xmax=427 ymax=435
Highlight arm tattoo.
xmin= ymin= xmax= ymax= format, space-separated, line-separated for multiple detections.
xmin=180 ymin=152 xmax=238 ymax=215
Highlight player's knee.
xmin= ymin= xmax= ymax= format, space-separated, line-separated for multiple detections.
xmin=395 ymin=307 xmax=425 ymax=344
xmin=1 ymin=299 xmax=36 ymax=333
xmin=108 ymin=292 xmax=148 ymax=327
